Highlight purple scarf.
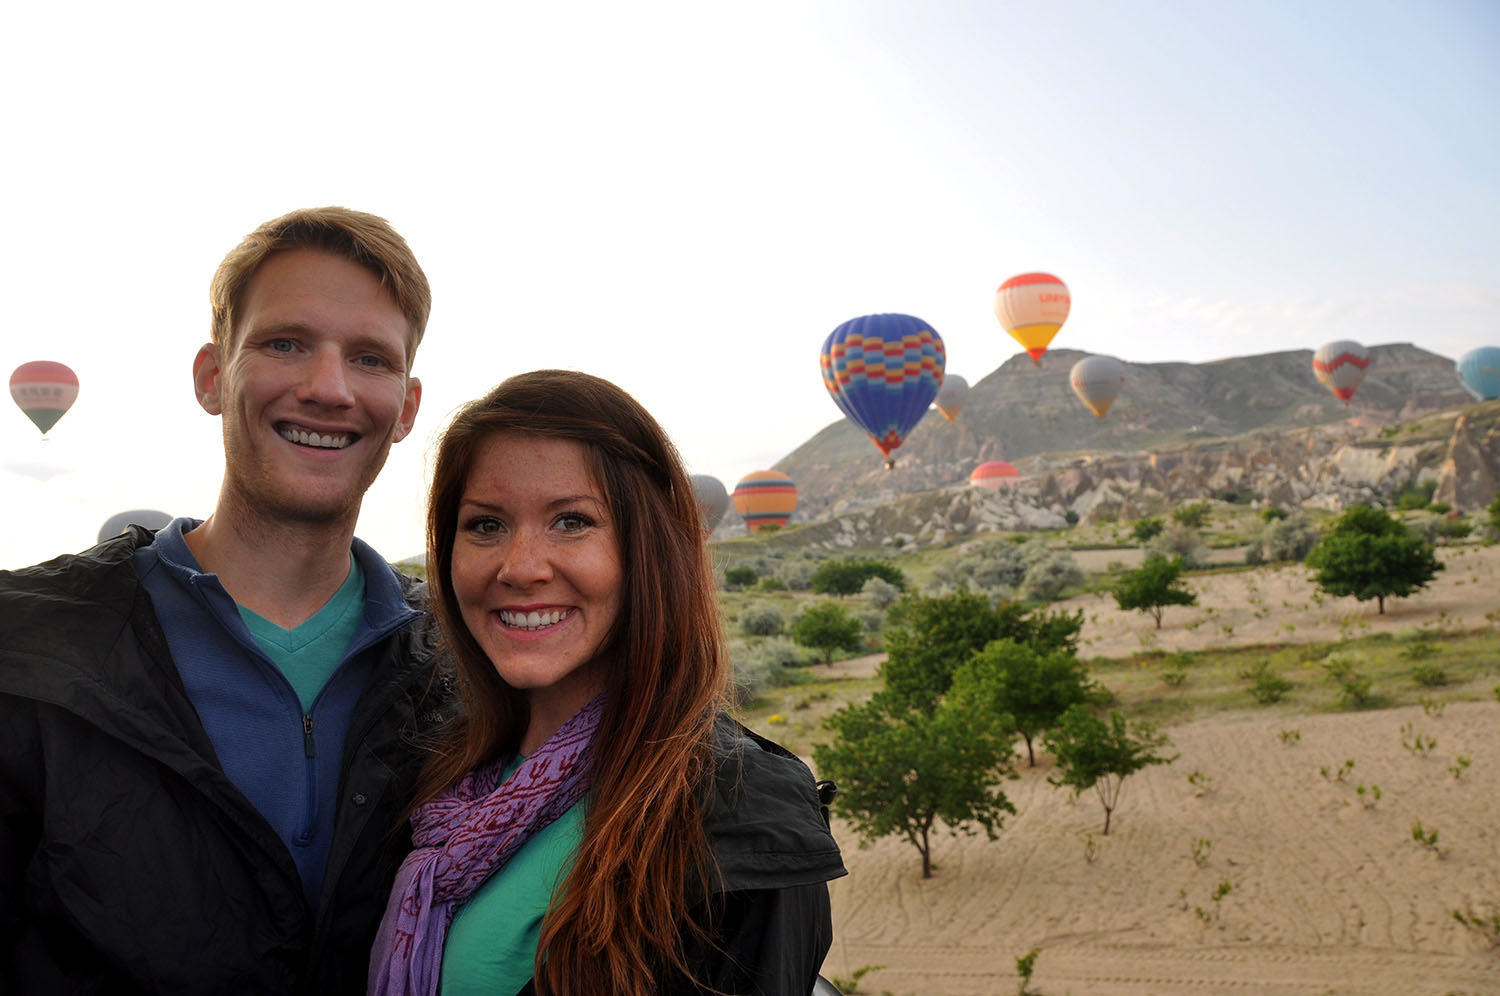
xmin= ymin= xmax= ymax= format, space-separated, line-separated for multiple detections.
xmin=368 ymin=695 xmax=604 ymax=996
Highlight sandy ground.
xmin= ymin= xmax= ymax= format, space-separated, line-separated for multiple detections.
xmin=821 ymin=703 xmax=1500 ymax=995
xmin=815 ymin=545 xmax=1500 ymax=994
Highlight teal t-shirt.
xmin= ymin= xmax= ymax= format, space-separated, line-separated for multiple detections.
xmin=238 ymin=555 xmax=366 ymax=712
xmin=439 ymin=757 xmax=587 ymax=996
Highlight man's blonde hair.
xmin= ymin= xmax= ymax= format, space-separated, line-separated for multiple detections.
xmin=209 ymin=207 xmax=431 ymax=358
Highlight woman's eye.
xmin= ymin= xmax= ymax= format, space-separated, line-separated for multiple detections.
xmin=557 ymin=513 xmax=595 ymax=533
xmin=462 ymin=516 xmax=502 ymax=535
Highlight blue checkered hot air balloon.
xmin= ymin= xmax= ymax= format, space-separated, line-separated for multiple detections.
xmin=819 ymin=314 xmax=945 ymax=469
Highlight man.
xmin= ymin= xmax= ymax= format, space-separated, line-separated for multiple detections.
xmin=0 ymin=208 xmax=454 ymax=994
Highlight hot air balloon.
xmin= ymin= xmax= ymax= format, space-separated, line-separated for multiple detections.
xmin=1456 ymin=346 xmax=1500 ymax=402
xmin=690 ymin=474 xmax=729 ymax=533
xmin=969 ymin=461 xmax=1020 ymax=490
xmin=732 ymin=471 xmax=797 ymax=533
xmin=97 ymin=509 xmax=173 ymax=544
xmin=934 ymin=374 xmax=970 ymax=422
xmin=10 ymin=361 xmax=79 ymax=435
xmin=1311 ymin=340 xmax=1371 ymax=404
xmin=1070 ymin=355 xmax=1125 ymax=418
xmin=994 ymin=273 xmax=1070 ymax=364
xmin=820 ymin=313 xmax=945 ymax=469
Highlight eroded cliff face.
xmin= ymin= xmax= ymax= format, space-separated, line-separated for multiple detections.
xmin=712 ymin=401 xmax=1500 ymax=548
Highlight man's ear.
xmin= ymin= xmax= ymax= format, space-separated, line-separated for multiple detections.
xmin=193 ymin=344 xmax=224 ymax=415
xmin=393 ymin=377 xmax=422 ymax=443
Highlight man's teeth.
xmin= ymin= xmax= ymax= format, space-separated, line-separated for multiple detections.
xmin=499 ymin=608 xmax=571 ymax=631
xmin=281 ymin=428 xmax=351 ymax=449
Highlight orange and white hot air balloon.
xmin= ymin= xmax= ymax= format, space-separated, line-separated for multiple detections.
xmin=994 ymin=272 xmax=1070 ymax=364
xmin=9 ymin=361 xmax=80 ymax=436
xmin=731 ymin=471 xmax=797 ymax=533
xmin=1069 ymin=355 xmax=1125 ymax=418
xmin=969 ymin=461 xmax=1020 ymax=490
xmin=1312 ymin=340 xmax=1371 ymax=404
xmin=934 ymin=374 xmax=970 ymax=422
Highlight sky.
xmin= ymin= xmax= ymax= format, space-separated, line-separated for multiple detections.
xmin=3 ymin=0 xmax=1497 ymax=568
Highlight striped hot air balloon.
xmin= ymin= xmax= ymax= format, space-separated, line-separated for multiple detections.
xmin=934 ymin=373 xmax=970 ymax=422
xmin=1312 ymin=341 xmax=1372 ymax=404
xmin=1456 ymin=346 xmax=1500 ymax=402
xmin=819 ymin=313 xmax=945 ymax=468
xmin=994 ymin=273 xmax=1070 ymax=364
xmin=690 ymin=474 xmax=729 ymax=533
xmin=1070 ymin=355 xmax=1126 ymax=418
xmin=732 ymin=471 xmax=797 ymax=533
xmin=969 ymin=461 xmax=1020 ymax=490
xmin=10 ymin=361 xmax=79 ymax=435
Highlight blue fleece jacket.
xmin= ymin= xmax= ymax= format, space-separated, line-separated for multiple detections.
xmin=133 ymin=518 xmax=421 ymax=907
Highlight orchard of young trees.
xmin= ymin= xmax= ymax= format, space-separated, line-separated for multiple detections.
xmin=814 ymin=589 xmax=1172 ymax=877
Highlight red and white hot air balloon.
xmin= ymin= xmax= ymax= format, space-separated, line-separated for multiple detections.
xmin=994 ymin=272 xmax=1070 ymax=364
xmin=10 ymin=361 xmax=80 ymax=436
xmin=1312 ymin=340 xmax=1371 ymax=404
xmin=969 ymin=460 xmax=1020 ymax=490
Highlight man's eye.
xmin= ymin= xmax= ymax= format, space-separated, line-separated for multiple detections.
xmin=269 ymin=339 xmax=295 ymax=353
xmin=357 ymin=355 xmax=385 ymax=368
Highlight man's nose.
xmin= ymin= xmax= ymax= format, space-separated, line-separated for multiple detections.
xmin=299 ymin=349 xmax=356 ymax=408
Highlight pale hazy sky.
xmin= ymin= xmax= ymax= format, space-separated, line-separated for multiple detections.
xmin=3 ymin=0 xmax=1497 ymax=567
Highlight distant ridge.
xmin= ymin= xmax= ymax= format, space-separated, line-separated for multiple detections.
xmin=768 ymin=343 xmax=1471 ymax=525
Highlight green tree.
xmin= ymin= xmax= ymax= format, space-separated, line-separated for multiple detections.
xmin=814 ymin=694 xmax=1017 ymax=879
xmin=1048 ymin=706 xmax=1176 ymax=834
xmin=1130 ymin=517 xmax=1164 ymax=543
xmin=1487 ymin=493 xmax=1500 ymax=537
xmin=810 ymin=558 xmax=907 ymax=597
xmin=789 ymin=600 xmax=864 ymax=663
xmin=1304 ymin=505 xmax=1443 ymax=614
xmin=951 ymin=639 xmax=1101 ymax=767
xmin=724 ymin=566 xmax=758 ymax=589
xmin=1171 ymin=501 xmax=1211 ymax=527
xmin=881 ymin=590 xmax=1082 ymax=709
xmin=1111 ymin=555 xmax=1197 ymax=629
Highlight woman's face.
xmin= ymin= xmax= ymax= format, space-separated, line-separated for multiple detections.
xmin=451 ymin=432 xmax=623 ymax=732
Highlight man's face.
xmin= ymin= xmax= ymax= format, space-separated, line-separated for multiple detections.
xmin=193 ymin=248 xmax=422 ymax=528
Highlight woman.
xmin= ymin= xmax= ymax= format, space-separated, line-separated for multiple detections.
xmin=369 ymin=370 xmax=845 ymax=996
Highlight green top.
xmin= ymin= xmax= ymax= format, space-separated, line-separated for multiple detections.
xmin=238 ymin=554 xmax=365 ymax=712
xmin=440 ymin=756 xmax=586 ymax=996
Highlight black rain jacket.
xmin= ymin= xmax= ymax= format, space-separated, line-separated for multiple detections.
xmin=0 ymin=527 xmax=454 ymax=995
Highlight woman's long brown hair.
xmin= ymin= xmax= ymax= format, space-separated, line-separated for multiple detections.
xmin=416 ymin=369 xmax=730 ymax=995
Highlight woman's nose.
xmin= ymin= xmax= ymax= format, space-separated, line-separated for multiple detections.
xmin=496 ymin=531 xmax=551 ymax=587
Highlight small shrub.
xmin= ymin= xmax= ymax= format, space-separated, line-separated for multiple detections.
xmin=1411 ymin=664 xmax=1448 ymax=687
xmin=1448 ymin=755 xmax=1471 ymax=780
xmin=1130 ymin=517 xmax=1165 ymax=543
xmin=1278 ymin=728 xmax=1301 ymax=746
xmin=1261 ymin=507 xmax=1289 ymax=522
xmin=831 ymin=963 xmax=885 ymax=994
xmin=1355 ymin=783 xmax=1382 ymax=809
xmin=739 ymin=605 xmax=785 ymax=637
xmin=1186 ymin=770 xmax=1215 ymax=796
xmin=1452 ymin=908 xmax=1500 ymax=949
xmin=1419 ymin=696 xmax=1446 ymax=717
xmin=1015 ymin=948 xmax=1041 ymax=996
xmin=1241 ymin=660 xmax=1292 ymax=704
xmin=1172 ymin=501 xmax=1211 ymax=527
xmin=1400 ymin=722 xmax=1438 ymax=758
xmin=1162 ymin=668 xmax=1187 ymax=687
xmin=1191 ymin=837 xmax=1213 ymax=867
xmin=1411 ymin=819 xmax=1441 ymax=854
xmin=724 ymin=565 xmax=758 ymax=589
xmin=1323 ymin=654 xmax=1376 ymax=708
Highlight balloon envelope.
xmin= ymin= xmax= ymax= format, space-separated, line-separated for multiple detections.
xmin=994 ymin=273 xmax=1070 ymax=364
xmin=689 ymin=474 xmax=729 ymax=533
xmin=820 ymin=313 xmax=945 ymax=466
xmin=10 ymin=360 xmax=80 ymax=434
xmin=732 ymin=471 xmax=797 ymax=533
xmin=934 ymin=373 xmax=970 ymax=422
xmin=1311 ymin=341 xmax=1371 ymax=403
xmin=969 ymin=461 xmax=1020 ymax=490
xmin=1456 ymin=346 xmax=1500 ymax=401
xmin=1070 ymin=355 xmax=1126 ymax=418
xmin=98 ymin=509 xmax=173 ymax=543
